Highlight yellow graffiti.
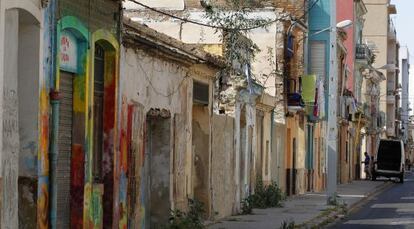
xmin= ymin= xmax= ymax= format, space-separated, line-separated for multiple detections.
xmin=73 ymin=72 xmax=86 ymax=113
xmin=37 ymin=183 xmax=49 ymax=229
xmin=83 ymin=183 xmax=92 ymax=229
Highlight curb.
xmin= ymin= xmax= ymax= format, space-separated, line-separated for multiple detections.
xmin=298 ymin=180 xmax=394 ymax=228
xmin=346 ymin=181 xmax=393 ymax=215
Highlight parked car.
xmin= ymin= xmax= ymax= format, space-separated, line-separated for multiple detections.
xmin=372 ymin=139 xmax=405 ymax=183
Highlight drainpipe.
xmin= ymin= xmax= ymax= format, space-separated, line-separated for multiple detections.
xmin=48 ymin=0 xmax=59 ymax=227
xmin=271 ymin=109 xmax=276 ymax=183
xmin=49 ymin=90 xmax=60 ymax=229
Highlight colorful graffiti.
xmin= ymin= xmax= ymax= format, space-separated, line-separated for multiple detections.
xmin=118 ymin=97 xmax=129 ymax=229
xmin=84 ymin=29 xmax=120 ymax=228
xmin=71 ymin=144 xmax=85 ymax=228
xmin=38 ymin=9 xmax=51 ymax=227
xmin=37 ymin=180 xmax=49 ymax=229
xmin=38 ymin=94 xmax=49 ymax=193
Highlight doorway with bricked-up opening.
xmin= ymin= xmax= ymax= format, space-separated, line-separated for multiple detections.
xmin=144 ymin=109 xmax=171 ymax=228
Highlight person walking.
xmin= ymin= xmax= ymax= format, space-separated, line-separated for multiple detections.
xmin=362 ymin=152 xmax=372 ymax=180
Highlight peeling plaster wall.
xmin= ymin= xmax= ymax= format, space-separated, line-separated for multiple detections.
xmin=241 ymin=102 xmax=256 ymax=198
xmin=272 ymin=122 xmax=286 ymax=192
xmin=147 ymin=115 xmax=171 ymax=227
xmin=120 ymin=45 xmax=208 ymax=225
xmin=192 ymin=105 xmax=211 ymax=216
xmin=211 ymin=114 xmax=235 ymax=218
xmin=0 ymin=1 xmax=45 ymax=227
xmin=261 ymin=111 xmax=271 ymax=183
xmin=296 ymin=118 xmax=306 ymax=195
xmin=123 ymin=8 xmax=289 ymax=205
xmin=17 ymin=12 xmax=40 ymax=228
xmin=2 ymin=10 xmax=20 ymax=228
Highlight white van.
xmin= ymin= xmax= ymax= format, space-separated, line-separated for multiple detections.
xmin=372 ymin=139 xmax=405 ymax=183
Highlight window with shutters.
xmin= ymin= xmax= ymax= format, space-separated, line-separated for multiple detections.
xmin=93 ymin=43 xmax=105 ymax=181
xmin=310 ymin=41 xmax=326 ymax=80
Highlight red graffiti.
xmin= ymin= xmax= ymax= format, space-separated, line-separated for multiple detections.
xmin=102 ymin=55 xmax=117 ymax=228
xmin=61 ymin=36 xmax=70 ymax=52
xmin=126 ymin=105 xmax=134 ymax=174
xmin=71 ymin=144 xmax=85 ymax=229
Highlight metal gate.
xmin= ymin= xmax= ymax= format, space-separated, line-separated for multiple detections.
xmin=57 ymin=71 xmax=74 ymax=228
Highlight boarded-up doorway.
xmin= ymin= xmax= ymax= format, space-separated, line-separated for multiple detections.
xmin=192 ymin=104 xmax=210 ymax=216
xmin=146 ymin=110 xmax=171 ymax=228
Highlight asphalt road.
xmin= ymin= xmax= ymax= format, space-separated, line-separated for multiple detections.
xmin=332 ymin=171 xmax=414 ymax=229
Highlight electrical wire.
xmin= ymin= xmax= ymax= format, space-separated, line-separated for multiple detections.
xmin=126 ymin=0 xmax=318 ymax=31
xmin=297 ymin=0 xmax=320 ymax=21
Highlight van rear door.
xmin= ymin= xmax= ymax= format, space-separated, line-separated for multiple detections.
xmin=377 ymin=140 xmax=402 ymax=172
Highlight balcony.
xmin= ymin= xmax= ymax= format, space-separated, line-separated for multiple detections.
xmin=356 ymin=44 xmax=373 ymax=64
xmin=353 ymin=111 xmax=367 ymax=124
xmin=287 ymin=93 xmax=305 ymax=112
xmin=286 ymin=78 xmax=305 ymax=113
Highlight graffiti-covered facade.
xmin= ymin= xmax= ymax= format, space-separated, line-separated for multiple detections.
xmin=0 ymin=0 xmax=123 ymax=228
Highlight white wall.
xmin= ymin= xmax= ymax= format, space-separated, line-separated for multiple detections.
xmin=121 ymin=48 xmax=191 ymax=111
xmin=0 ymin=1 xmax=43 ymax=227
xmin=120 ymin=45 xmax=216 ymax=208
xmin=127 ymin=10 xmax=281 ymax=96
xmin=18 ymin=19 xmax=40 ymax=177
xmin=399 ymin=47 xmax=409 ymax=141
xmin=124 ymin=0 xmax=185 ymax=10
xmin=2 ymin=9 xmax=20 ymax=228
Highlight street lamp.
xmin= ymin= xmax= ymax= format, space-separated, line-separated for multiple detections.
xmin=302 ymin=15 xmax=353 ymax=204
xmin=326 ymin=12 xmax=354 ymax=203
xmin=310 ymin=19 xmax=353 ymax=36
xmin=296 ymin=20 xmax=353 ymax=43
xmin=378 ymin=64 xmax=399 ymax=72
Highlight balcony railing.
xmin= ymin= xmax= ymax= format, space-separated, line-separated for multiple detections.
xmin=286 ymin=78 xmax=305 ymax=112
xmin=356 ymin=44 xmax=373 ymax=64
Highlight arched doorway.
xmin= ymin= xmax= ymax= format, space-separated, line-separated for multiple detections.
xmin=2 ymin=7 xmax=41 ymax=228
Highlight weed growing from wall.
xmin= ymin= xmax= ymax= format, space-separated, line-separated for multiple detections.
xmin=241 ymin=176 xmax=285 ymax=214
xmin=167 ymin=199 xmax=206 ymax=229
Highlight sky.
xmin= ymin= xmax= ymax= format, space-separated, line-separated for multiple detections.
xmin=392 ymin=0 xmax=413 ymax=62
xmin=391 ymin=1 xmax=414 ymax=114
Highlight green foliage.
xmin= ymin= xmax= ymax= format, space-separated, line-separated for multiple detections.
xmin=167 ymin=199 xmax=206 ymax=229
xmin=327 ymin=193 xmax=341 ymax=206
xmin=280 ymin=220 xmax=296 ymax=229
xmin=241 ymin=197 xmax=253 ymax=214
xmin=203 ymin=0 xmax=272 ymax=73
xmin=241 ymin=177 xmax=285 ymax=215
xmin=250 ymin=177 xmax=285 ymax=209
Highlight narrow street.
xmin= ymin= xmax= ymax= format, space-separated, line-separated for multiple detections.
xmin=2 ymin=0 xmax=414 ymax=228
xmin=333 ymin=171 xmax=414 ymax=228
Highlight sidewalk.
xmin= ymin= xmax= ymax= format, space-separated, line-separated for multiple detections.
xmin=209 ymin=179 xmax=393 ymax=229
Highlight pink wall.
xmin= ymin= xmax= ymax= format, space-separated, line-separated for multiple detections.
xmin=337 ymin=0 xmax=355 ymax=93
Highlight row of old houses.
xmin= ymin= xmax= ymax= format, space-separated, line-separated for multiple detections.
xmin=0 ymin=0 xmax=408 ymax=228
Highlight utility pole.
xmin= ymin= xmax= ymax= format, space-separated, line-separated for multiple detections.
xmin=326 ymin=0 xmax=338 ymax=204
